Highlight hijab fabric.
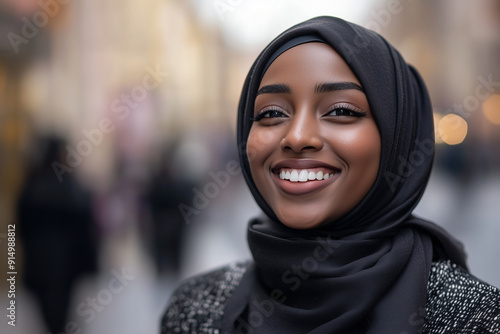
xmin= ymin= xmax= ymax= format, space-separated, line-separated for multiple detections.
xmin=224 ymin=16 xmax=467 ymax=334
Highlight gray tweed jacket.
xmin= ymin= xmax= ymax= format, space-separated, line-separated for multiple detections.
xmin=161 ymin=260 xmax=500 ymax=333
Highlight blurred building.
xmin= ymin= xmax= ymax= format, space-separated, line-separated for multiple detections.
xmin=0 ymin=0 xmax=240 ymax=299
xmin=0 ymin=0 xmax=233 ymax=221
xmin=370 ymin=0 xmax=500 ymax=177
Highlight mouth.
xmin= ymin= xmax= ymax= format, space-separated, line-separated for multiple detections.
xmin=271 ymin=160 xmax=341 ymax=195
xmin=275 ymin=168 xmax=337 ymax=182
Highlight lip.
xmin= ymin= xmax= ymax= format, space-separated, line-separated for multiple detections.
xmin=271 ymin=159 xmax=341 ymax=196
xmin=272 ymin=159 xmax=341 ymax=172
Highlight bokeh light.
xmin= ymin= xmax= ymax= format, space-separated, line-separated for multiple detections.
xmin=438 ymin=114 xmax=468 ymax=145
xmin=482 ymin=94 xmax=500 ymax=125
xmin=433 ymin=112 xmax=444 ymax=144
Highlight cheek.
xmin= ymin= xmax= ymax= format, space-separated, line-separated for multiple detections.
xmin=246 ymin=127 xmax=276 ymax=179
xmin=246 ymin=126 xmax=282 ymax=166
xmin=325 ymin=124 xmax=380 ymax=218
xmin=246 ymin=129 xmax=261 ymax=165
xmin=331 ymin=125 xmax=381 ymax=177
xmin=246 ymin=127 xmax=282 ymax=204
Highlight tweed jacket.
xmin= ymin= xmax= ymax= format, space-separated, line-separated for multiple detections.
xmin=161 ymin=260 xmax=500 ymax=334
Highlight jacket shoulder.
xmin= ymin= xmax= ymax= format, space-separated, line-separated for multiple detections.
xmin=161 ymin=261 xmax=251 ymax=334
xmin=424 ymin=260 xmax=500 ymax=333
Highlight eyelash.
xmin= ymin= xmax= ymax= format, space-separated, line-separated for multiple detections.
xmin=250 ymin=107 xmax=287 ymax=122
xmin=325 ymin=104 xmax=367 ymax=118
xmin=251 ymin=104 xmax=367 ymax=122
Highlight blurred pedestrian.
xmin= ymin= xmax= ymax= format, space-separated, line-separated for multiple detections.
xmin=17 ymin=136 xmax=98 ymax=333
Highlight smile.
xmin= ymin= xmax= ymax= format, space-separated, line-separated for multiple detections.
xmin=277 ymin=168 xmax=337 ymax=182
xmin=271 ymin=160 xmax=341 ymax=195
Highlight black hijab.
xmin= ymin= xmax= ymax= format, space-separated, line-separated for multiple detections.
xmin=223 ymin=16 xmax=467 ymax=334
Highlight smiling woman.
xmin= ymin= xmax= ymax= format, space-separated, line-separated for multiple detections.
xmin=160 ymin=16 xmax=500 ymax=334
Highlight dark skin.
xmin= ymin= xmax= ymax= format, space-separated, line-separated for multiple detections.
xmin=247 ymin=43 xmax=381 ymax=229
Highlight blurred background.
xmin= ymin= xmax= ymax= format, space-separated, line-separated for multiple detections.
xmin=0 ymin=0 xmax=499 ymax=333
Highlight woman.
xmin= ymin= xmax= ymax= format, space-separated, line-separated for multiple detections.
xmin=161 ymin=16 xmax=500 ymax=333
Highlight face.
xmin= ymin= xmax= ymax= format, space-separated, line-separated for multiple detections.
xmin=247 ymin=42 xmax=381 ymax=229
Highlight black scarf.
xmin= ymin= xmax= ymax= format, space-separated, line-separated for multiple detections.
xmin=222 ymin=16 xmax=467 ymax=334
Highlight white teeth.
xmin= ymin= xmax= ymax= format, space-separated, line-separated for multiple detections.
xmin=278 ymin=169 xmax=336 ymax=182
xmin=298 ymin=170 xmax=308 ymax=182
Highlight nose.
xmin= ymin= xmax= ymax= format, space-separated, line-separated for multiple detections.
xmin=280 ymin=109 xmax=323 ymax=153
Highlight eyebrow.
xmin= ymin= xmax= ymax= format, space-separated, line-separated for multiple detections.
xmin=256 ymin=84 xmax=291 ymax=96
xmin=315 ymin=82 xmax=364 ymax=93
xmin=256 ymin=82 xmax=364 ymax=96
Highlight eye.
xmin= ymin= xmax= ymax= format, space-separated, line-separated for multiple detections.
xmin=325 ymin=104 xmax=367 ymax=118
xmin=251 ymin=108 xmax=288 ymax=122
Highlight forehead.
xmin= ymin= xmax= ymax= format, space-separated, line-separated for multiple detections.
xmin=259 ymin=42 xmax=361 ymax=88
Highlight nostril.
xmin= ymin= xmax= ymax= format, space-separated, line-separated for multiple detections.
xmin=281 ymin=134 xmax=323 ymax=152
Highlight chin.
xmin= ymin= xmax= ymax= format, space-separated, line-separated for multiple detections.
xmin=276 ymin=212 xmax=326 ymax=230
